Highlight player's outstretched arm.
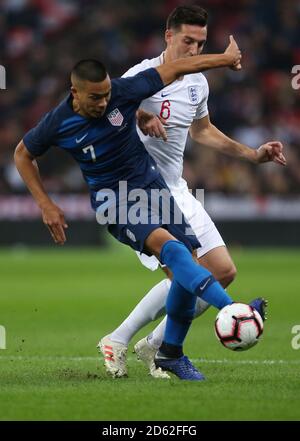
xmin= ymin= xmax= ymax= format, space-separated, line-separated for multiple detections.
xmin=190 ymin=115 xmax=287 ymax=166
xmin=14 ymin=141 xmax=68 ymax=245
xmin=156 ymin=35 xmax=241 ymax=86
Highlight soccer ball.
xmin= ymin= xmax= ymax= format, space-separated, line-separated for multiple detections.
xmin=215 ymin=303 xmax=264 ymax=351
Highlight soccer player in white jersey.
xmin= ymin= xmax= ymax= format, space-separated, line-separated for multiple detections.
xmin=99 ymin=5 xmax=286 ymax=378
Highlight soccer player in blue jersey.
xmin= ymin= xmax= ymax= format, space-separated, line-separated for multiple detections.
xmin=14 ymin=39 xmax=265 ymax=380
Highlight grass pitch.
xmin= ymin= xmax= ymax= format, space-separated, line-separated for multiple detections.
xmin=0 ymin=245 xmax=300 ymax=421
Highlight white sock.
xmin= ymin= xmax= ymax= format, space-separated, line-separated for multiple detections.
xmin=147 ymin=297 xmax=210 ymax=349
xmin=110 ymin=279 xmax=171 ymax=345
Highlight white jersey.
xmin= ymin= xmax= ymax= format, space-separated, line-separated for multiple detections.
xmin=122 ymin=53 xmax=209 ymax=187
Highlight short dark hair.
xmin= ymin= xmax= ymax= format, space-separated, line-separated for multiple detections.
xmin=71 ymin=59 xmax=107 ymax=82
xmin=166 ymin=5 xmax=208 ymax=31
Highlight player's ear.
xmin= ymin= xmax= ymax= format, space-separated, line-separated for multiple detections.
xmin=165 ymin=29 xmax=173 ymax=45
xmin=71 ymin=86 xmax=78 ymax=97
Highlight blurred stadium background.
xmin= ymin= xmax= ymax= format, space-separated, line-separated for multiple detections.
xmin=0 ymin=0 xmax=299 ymax=246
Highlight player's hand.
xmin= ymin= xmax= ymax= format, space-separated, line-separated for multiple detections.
xmin=136 ymin=109 xmax=168 ymax=141
xmin=255 ymin=141 xmax=287 ymax=166
xmin=224 ymin=35 xmax=242 ymax=70
xmin=231 ymin=58 xmax=242 ymax=71
xmin=40 ymin=202 xmax=68 ymax=245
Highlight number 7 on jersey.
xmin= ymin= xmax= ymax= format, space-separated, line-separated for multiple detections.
xmin=83 ymin=145 xmax=96 ymax=162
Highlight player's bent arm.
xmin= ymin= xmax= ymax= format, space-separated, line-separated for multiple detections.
xmin=156 ymin=53 xmax=235 ymax=86
xmin=190 ymin=116 xmax=257 ymax=163
xmin=14 ymin=140 xmax=68 ymax=244
xmin=14 ymin=141 xmax=55 ymax=208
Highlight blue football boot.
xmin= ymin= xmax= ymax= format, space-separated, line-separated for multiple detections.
xmin=249 ymin=297 xmax=268 ymax=321
xmin=154 ymin=355 xmax=205 ymax=381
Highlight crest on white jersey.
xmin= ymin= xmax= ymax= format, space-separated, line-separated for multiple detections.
xmin=107 ymin=108 xmax=124 ymax=126
xmin=188 ymin=86 xmax=200 ymax=104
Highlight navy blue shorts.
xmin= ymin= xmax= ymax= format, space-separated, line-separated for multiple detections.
xmin=90 ymin=175 xmax=201 ymax=256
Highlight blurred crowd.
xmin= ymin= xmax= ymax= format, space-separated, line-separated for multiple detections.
xmin=0 ymin=0 xmax=299 ymax=196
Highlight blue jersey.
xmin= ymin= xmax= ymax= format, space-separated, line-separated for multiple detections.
xmin=23 ymin=68 xmax=164 ymax=191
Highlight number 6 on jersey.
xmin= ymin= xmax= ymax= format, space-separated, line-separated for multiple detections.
xmin=160 ymin=100 xmax=171 ymax=120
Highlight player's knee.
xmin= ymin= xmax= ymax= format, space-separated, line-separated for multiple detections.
xmin=218 ymin=264 xmax=237 ymax=288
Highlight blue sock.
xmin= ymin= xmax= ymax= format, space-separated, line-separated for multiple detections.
xmin=200 ymin=279 xmax=233 ymax=310
xmin=163 ymin=280 xmax=197 ymax=347
xmin=160 ymin=240 xmax=233 ymax=310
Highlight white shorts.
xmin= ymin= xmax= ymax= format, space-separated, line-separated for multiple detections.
xmin=136 ymin=178 xmax=225 ymax=271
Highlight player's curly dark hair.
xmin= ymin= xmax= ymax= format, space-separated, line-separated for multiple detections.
xmin=166 ymin=5 xmax=208 ymax=31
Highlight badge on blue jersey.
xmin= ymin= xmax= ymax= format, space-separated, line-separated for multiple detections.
xmin=107 ymin=108 xmax=124 ymax=126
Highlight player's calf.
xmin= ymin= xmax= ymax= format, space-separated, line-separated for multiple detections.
xmin=217 ymin=264 xmax=237 ymax=288
xmin=197 ymin=247 xmax=237 ymax=289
